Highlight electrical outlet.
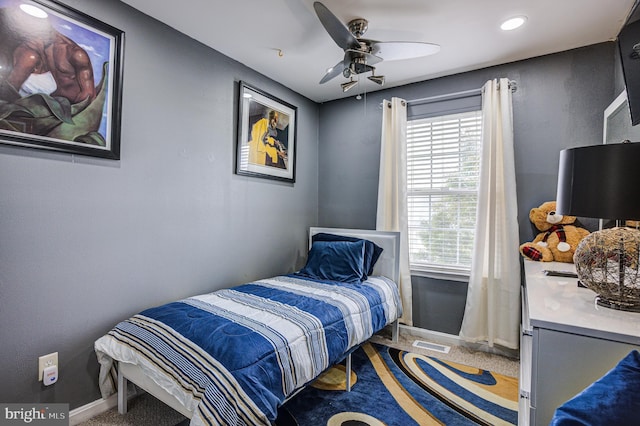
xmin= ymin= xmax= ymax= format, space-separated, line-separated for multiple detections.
xmin=38 ymin=352 xmax=58 ymax=381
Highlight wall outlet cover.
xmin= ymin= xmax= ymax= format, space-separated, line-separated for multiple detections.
xmin=38 ymin=352 xmax=58 ymax=381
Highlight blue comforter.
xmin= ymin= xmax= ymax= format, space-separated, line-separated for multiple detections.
xmin=95 ymin=274 xmax=401 ymax=425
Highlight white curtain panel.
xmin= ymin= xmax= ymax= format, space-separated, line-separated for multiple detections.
xmin=376 ymin=97 xmax=413 ymax=326
xmin=459 ymin=78 xmax=521 ymax=349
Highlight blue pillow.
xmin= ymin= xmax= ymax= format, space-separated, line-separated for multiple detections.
xmin=297 ymin=240 xmax=366 ymax=284
xmin=550 ymin=350 xmax=640 ymax=426
xmin=312 ymin=233 xmax=383 ymax=279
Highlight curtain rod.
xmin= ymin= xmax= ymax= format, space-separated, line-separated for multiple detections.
xmin=380 ymin=89 xmax=479 ymax=108
xmin=380 ymin=80 xmax=518 ymax=108
xmin=407 ymin=80 xmax=517 ymax=106
xmin=406 ymin=87 xmax=481 ymax=106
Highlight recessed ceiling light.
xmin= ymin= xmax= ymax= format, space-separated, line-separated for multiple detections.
xmin=500 ymin=16 xmax=527 ymax=31
xmin=20 ymin=4 xmax=48 ymax=18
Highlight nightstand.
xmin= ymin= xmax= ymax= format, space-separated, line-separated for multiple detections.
xmin=519 ymin=260 xmax=640 ymax=426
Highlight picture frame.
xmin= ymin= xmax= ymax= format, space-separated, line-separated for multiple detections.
xmin=603 ymin=90 xmax=640 ymax=145
xmin=236 ymin=81 xmax=296 ymax=183
xmin=0 ymin=0 xmax=125 ymax=159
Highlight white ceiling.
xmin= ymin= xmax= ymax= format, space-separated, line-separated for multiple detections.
xmin=120 ymin=0 xmax=636 ymax=103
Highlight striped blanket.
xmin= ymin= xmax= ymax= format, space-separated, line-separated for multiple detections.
xmin=94 ymin=274 xmax=401 ymax=425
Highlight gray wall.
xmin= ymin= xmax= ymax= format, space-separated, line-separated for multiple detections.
xmin=0 ymin=0 xmax=319 ymax=408
xmin=318 ymin=43 xmax=617 ymax=332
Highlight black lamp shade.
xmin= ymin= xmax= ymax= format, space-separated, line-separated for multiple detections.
xmin=556 ymin=143 xmax=640 ymax=220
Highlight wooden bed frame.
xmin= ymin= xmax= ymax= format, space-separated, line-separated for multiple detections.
xmin=117 ymin=227 xmax=401 ymax=419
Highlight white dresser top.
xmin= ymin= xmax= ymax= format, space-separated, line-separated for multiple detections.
xmin=524 ymin=260 xmax=640 ymax=345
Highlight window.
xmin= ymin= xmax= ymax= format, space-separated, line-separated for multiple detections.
xmin=406 ymin=109 xmax=482 ymax=280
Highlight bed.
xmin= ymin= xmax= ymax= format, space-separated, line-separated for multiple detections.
xmin=94 ymin=227 xmax=402 ymax=425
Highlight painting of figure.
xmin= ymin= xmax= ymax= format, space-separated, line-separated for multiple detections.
xmin=248 ymin=108 xmax=289 ymax=169
xmin=0 ymin=0 xmax=124 ymax=159
xmin=236 ymin=82 xmax=296 ymax=182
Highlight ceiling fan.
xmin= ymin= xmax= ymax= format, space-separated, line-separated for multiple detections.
xmin=313 ymin=1 xmax=441 ymax=92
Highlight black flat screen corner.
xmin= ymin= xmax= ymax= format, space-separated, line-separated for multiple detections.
xmin=618 ymin=8 xmax=640 ymax=126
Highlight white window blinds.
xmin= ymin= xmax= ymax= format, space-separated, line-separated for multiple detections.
xmin=406 ymin=110 xmax=482 ymax=277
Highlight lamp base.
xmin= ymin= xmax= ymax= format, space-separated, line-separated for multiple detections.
xmin=575 ymin=226 xmax=640 ymax=313
xmin=595 ymin=296 xmax=640 ymax=313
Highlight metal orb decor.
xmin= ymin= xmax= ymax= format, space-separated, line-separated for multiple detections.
xmin=574 ymin=227 xmax=640 ymax=312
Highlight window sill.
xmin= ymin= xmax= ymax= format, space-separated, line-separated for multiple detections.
xmin=410 ymin=265 xmax=470 ymax=283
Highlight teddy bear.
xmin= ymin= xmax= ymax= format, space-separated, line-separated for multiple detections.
xmin=519 ymin=201 xmax=590 ymax=263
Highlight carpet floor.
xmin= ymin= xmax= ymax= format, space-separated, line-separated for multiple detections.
xmin=77 ymin=333 xmax=519 ymax=425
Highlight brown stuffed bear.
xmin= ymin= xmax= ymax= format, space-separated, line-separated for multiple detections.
xmin=519 ymin=201 xmax=590 ymax=263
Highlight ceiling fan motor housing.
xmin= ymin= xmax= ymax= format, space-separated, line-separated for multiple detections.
xmin=348 ymin=18 xmax=368 ymax=38
xmin=351 ymin=59 xmax=374 ymax=75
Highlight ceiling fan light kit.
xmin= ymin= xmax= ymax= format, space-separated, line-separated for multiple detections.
xmin=368 ymin=74 xmax=385 ymax=86
xmin=313 ymin=1 xmax=440 ymax=90
xmin=341 ymin=79 xmax=359 ymax=92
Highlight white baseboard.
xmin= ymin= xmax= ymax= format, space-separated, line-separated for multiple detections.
xmin=400 ymin=325 xmax=464 ymax=346
xmin=69 ymin=394 xmax=118 ymax=426
xmin=69 ymin=387 xmax=140 ymax=425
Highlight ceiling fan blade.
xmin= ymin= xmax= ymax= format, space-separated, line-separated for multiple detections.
xmin=371 ymin=41 xmax=440 ymax=61
xmin=313 ymin=2 xmax=360 ymax=50
xmin=319 ymin=60 xmax=346 ymax=84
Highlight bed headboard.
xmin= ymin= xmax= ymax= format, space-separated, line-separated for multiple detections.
xmin=309 ymin=227 xmax=401 ymax=283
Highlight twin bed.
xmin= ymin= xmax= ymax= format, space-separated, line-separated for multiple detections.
xmin=94 ymin=227 xmax=402 ymax=425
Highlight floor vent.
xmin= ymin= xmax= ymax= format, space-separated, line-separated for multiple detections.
xmin=412 ymin=340 xmax=451 ymax=354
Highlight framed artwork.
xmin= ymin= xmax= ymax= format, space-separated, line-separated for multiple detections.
xmin=236 ymin=81 xmax=296 ymax=183
xmin=0 ymin=0 xmax=125 ymax=159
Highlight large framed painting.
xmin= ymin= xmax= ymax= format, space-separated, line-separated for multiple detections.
xmin=236 ymin=81 xmax=296 ymax=183
xmin=0 ymin=0 xmax=125 ymax=159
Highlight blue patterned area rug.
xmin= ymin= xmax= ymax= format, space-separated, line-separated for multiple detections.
xmin=275 ymin=342 xmax=519 ymax=426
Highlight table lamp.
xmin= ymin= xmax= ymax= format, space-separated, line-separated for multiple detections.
xmin=556 ymin=142 xmax=640 ymax=311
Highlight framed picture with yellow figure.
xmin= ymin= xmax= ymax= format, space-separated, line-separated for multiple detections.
xmin=236 ymin=81 xmax=296 ymax=183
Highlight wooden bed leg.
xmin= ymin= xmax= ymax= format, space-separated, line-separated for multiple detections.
xmin=345 ymin=353 xmax=352 ymax=392
xmin=391 ymin=319 xmax=400 ymax=343
xmin=118 ymin=366 xmax=128 ymax=414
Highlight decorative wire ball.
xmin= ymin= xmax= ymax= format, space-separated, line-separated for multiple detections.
xmin=574 ymin=226 xmax=640 ymax=311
